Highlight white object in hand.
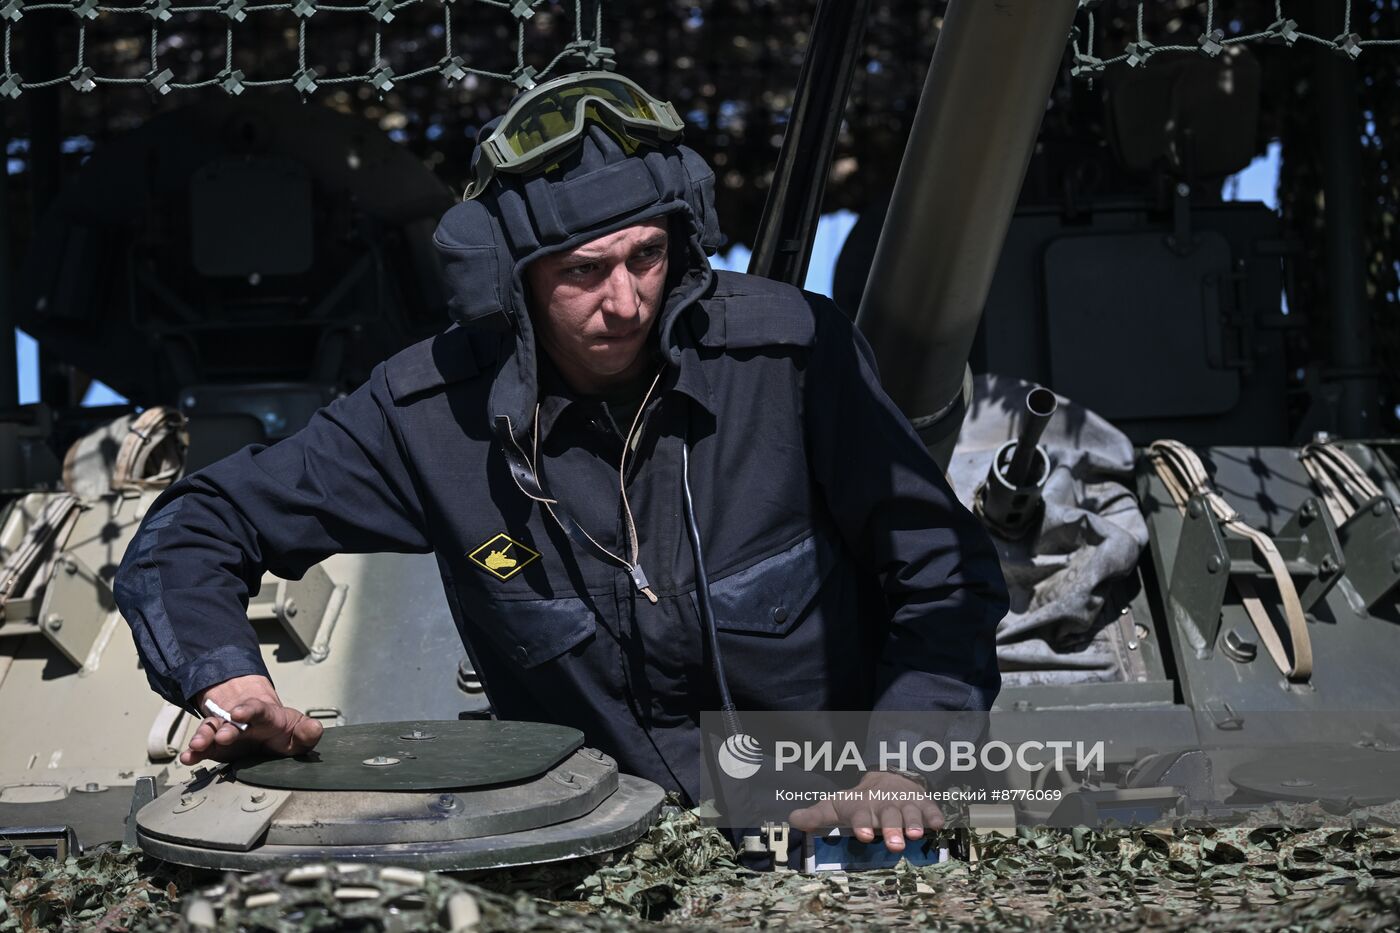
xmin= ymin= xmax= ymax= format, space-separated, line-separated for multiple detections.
xmin=204 ymin=698 xmax=249 ymax=732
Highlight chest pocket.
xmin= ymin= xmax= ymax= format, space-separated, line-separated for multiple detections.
xmin=477 ymin=596 xmax=598 ymax=668
xmin=694 ymin=533 xmax=838 ymax=637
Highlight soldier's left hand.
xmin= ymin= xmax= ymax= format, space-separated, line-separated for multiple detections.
xmin=787 ymin=771 xmax=943 ymax=853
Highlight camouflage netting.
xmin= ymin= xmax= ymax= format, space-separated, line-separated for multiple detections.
xmin=4 ymin=1 xmax=1399 ymax=430
xmin=6 ymin=803 xmax=1400 ymax=931
xmin=1078 ymin=1 xmax=1400 ymax=435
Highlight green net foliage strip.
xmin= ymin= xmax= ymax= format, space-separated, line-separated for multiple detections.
xmin=4 ymin=802 xmax=1400 ymax=931
xmin=1070 ymin=0 xmax=1400 ymax=79
xmin=0 ymin=0 xmax=614 ymax=99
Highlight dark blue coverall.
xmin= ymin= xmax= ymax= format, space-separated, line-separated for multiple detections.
xmin=115 ymin=126 xmax=1009 ymax=804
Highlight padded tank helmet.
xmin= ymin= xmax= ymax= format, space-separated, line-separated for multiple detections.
xmin=432 ymin=72 xmax=722 ymax=450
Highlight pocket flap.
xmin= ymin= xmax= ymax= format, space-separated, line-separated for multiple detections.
xmin=482 ymin=596 xmax=598 ymax=669
xmin=698 ymin=534 xmax=837 ymax=636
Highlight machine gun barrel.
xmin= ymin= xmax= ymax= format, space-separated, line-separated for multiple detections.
xmin=1005 ymin=386 xmax=1058 ymax=487
xmin=976 ymin=386 xmax=1058 ymax=539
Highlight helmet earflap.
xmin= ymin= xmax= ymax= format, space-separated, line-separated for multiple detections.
xmin=433 ymin=199 xmax=513 ymax=325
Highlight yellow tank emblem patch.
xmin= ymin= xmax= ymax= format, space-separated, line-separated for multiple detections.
xmin=468 ymin=533 xmax=541 ymax=581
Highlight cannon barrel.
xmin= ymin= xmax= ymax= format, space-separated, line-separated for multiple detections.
xmin=854 ymin=0 xmax=1079 ymax=469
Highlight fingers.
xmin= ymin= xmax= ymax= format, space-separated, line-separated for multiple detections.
xmin=179 ymin=718 xmax=220 ymax=765
xmin=180 ymin=699 xmax=325 ymax=765
xmin=850 ymin=805 xmax=878 ymax=844
xmin=212 ymin=714 xmax=248 ymax=745
xmin=228 ymin=698 xmax=272 ymax=729
xmin=181 ymin=717 xmax=248 ymax=765
xmin=188 ymin=719 xmax=218 ymax=750
xmin=878 ymin=805 xmax=905 ymax=851
xmin=270 ymin=710 xmax=324 ymax=756
xmin=902 ymin=803 xmax=926 ymax=839
xmin=185 ymin=716 xmax=243 ymax=749
xmin=790 ymin=795 xmax=935 ymax=853
xmin=290 ymin=713 xmax=324 ymax=752
xmin=232 ymin=700 xmax=297 ymax=745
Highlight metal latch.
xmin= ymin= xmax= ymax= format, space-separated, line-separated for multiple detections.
xmin=740 ymin=821 xmax=791 ymax=870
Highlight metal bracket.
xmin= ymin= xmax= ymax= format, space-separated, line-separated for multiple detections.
xmin=1335 ymin=496 xmax=1400 ymax=612
xmin=139 ymin=778 xmax=291 ymax=852
xmin=1167 ymin=495 xmax=1231 ymax=656
xmin=765 ymin=821 xmax=790 ymax=868
xmin=124 ymin=776 xmax=158 ymax=849
xmin=0 ymin=824 xmax=80 ymax=860
xmin=1167 ymin=495 xmax=1341 ymax=655
xmin=741 ymin=821 xmax=791 ymax=870
xmin=1270 ymin=497 xmax=1345 ymax=611
xmin=35 ymin=553 xmax=116 ymax=670
xmin=1122 ymin=748 xmax=1215 ymax=805
xmin=246 ymin=564 xmax=346 ymax=662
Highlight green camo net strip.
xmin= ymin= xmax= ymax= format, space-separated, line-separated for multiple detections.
xmin=5 ymin=800 xmax=1400 ymax=931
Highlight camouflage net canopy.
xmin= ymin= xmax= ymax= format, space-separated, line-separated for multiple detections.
xmin=1 ymin=0 xmax=1396 ymax=95
xmin=0 ymin=0 xmax=615 ymax=97
xmin=5 ymin=804 xmax=1400 ymax=931
xmin=1069 ymin=0 xmax=1400 ymax=74
xmin=1067 ymin=0 xmax=1400 ymax=437
xmin=1 ymin=0 xmax=1399 ymax=425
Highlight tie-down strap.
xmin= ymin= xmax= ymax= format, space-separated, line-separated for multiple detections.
xmin=113 ymin=406 xmax=189 ymax=490
xmin=1148 ymin=439 xmax=1313 ymax=682
xmin=1300 ymin=440 xmax=1389 ymax=526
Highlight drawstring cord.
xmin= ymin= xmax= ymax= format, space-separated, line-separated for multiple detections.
xmin=509 ymin=387 xmax=743 ymax=737
xmin=617 ymin=368 xmax=666 ymax=602
xmin=526 ymin=367 xmax=665 ymax=604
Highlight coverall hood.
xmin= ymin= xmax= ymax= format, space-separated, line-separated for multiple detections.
xmin=432 ymin=121 xmax=723 ymax=448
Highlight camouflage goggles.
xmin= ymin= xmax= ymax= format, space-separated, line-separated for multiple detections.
xmin=463 ymin=71 xmax=685 ymax=200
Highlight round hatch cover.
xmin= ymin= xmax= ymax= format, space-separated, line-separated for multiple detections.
xmin=234 ymin=720 xmax=583 ymax=791
xmin=1229 ymin=745 xmax=1400 ymax=807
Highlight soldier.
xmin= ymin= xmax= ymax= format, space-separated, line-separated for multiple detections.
xmin=114 ymin=71 xmax=1007 ymax=855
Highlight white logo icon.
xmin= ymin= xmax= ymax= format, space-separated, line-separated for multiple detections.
xmin=717 ymin=733 xmax=764 ymax=780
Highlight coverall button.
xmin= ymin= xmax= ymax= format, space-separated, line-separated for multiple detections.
xmin=513 ymin=645 xmax=529 ymax=663
xmin=772 ymin=606 xmax=788 ymax=625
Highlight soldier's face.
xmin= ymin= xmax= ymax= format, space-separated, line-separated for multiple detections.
xmin=525 ymin=219 xmax=670 ymax=394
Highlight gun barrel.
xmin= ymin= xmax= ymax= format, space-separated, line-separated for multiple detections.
xmin=1005 ymin=387 xmax=1058 ymax=486
xmin=854 ymin=0 xmax=1080 ymax=468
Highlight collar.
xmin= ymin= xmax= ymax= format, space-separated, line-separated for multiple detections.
xmin=534 ymin=354 xmax=581 ymax=443
xmin=534 ymin=342 xmax=715 ymax=444
xmin=665 ymin=341 xmax=715 ymax=415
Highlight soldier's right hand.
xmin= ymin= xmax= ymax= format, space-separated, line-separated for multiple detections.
xmin=184 ymin=674 xmax=324 ymax=766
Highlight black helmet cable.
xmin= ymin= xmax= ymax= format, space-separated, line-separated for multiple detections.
xmin=682 ymin=432 xmax=742 ymax=739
